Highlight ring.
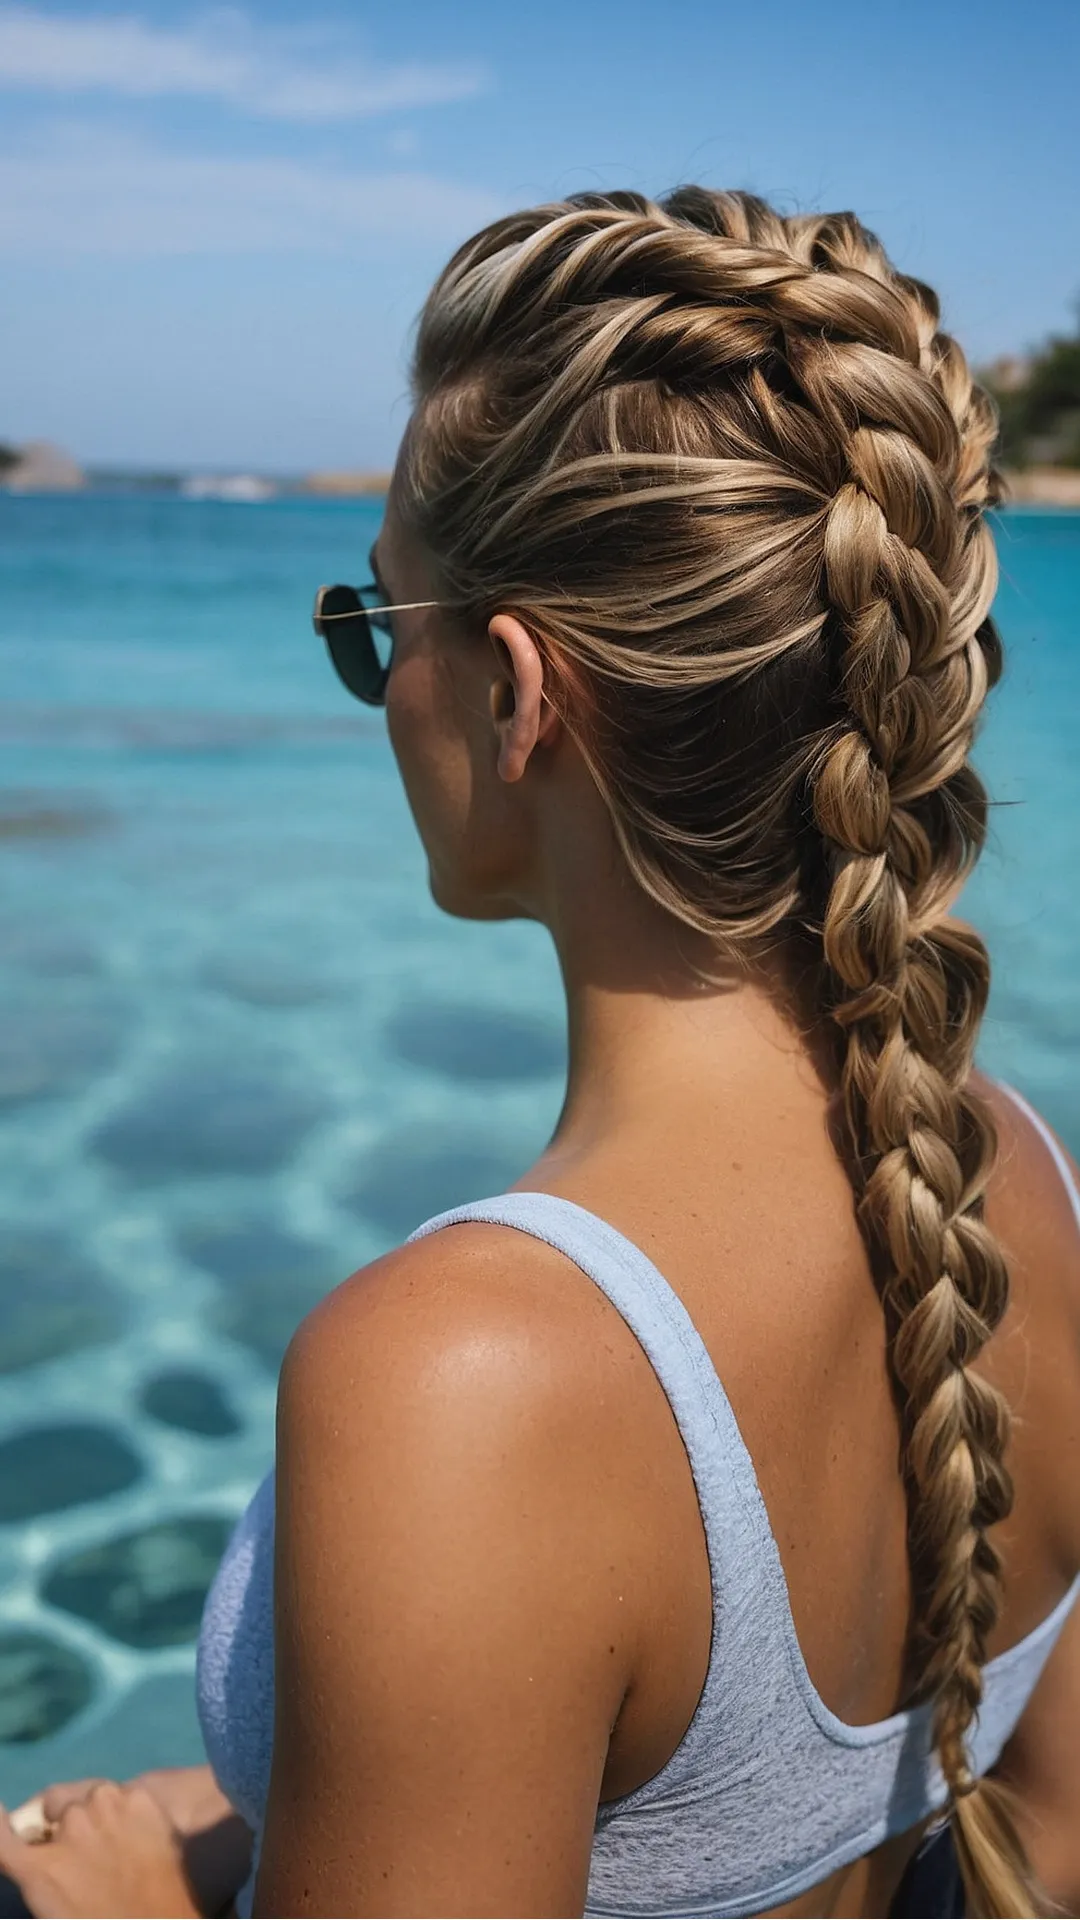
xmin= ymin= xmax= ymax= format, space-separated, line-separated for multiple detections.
xmin=10 ymin=1797 xmax=57 ymax=1844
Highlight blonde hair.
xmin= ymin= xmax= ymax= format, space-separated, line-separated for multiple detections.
xmin=401 ymin=187 xmax=1040 ymax=1916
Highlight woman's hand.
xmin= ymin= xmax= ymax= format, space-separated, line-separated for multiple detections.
xmin=5 ymin=1770 xmax=251 ymax=1920
xmin=0 ymin=1782 xmax=200 ymax=1918
xmin=31 ymin=1768 xmax=234 ymax=1845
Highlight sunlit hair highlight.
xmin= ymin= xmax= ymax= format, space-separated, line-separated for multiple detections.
xmin=401 ymin=186 xmax=1041 ymax=1916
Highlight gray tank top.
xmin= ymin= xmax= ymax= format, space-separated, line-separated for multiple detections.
xmin=197 ymin=1092 xmax=1080 ymax=1916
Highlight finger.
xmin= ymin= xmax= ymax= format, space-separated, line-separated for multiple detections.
xmin=54 ymin=1781 xmax=122 ymax=1839
xmin=40 ymin=1780 xmax=108 ymax=1824
xmin=80 ymin=1782 xmax=124 ymax=1819
xmin=120 ymin=1783 xmax=176 ymax=1835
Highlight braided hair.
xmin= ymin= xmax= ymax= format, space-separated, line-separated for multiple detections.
xmin=401 ymin=187 xmax=1037 ymax=1917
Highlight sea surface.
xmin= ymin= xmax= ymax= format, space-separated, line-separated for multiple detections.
xmin=0 ymin=493 xmax=1077 ymax=1798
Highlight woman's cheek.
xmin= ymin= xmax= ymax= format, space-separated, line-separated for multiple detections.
xmin=386 ymin=655 xmax=468 ymax=860
xmin=385 ymin=650 xmax=437 ymax=793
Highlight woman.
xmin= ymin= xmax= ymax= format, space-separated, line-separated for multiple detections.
xmin=2 ymin=187 xmax=1078 ymax=1920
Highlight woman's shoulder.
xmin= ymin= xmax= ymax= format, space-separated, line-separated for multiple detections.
xmin=277 ymin=1212 xmax=657 ymax=1533
xmin=274 ymin=1209 xmax=684 ymax=1679
xmin=284 ymin=1213 xmax=631 ymax=1410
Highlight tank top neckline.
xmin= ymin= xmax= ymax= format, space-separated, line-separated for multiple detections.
xmin=414 ymin=1185 xmax=1080 ymax=1760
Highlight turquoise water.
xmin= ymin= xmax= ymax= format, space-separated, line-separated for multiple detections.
xmin=0 ymin=494 xmax=1076 ymax=1797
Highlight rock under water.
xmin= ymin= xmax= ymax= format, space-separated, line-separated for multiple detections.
xmin=0 ymin=1424 xmax=142 ymax=1523
xmin=91 ymin=1060 xmax=323 ymax=1182
xmin=42 ymin=1515 xmax=234 ymax=1649
xmin=0 ymin=1632 xmax=94 ymax=1744
xmin=0 ymin=1231 xmax=121 ymax=1375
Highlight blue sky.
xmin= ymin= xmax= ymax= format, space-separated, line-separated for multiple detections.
xmin=2 ymin=0 xmax=1078 ymax=470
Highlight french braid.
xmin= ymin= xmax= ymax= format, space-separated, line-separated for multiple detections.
xmin=403 ymin=187 xmax=1042 ymax=1916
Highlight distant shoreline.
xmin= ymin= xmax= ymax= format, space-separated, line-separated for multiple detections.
xmin=0 ymin=439 xmax=395 ymax=501
xmin=0 ymin=475 xmax=395 ymax=502
xmin=4 ymin=464 xmax=1080 ymax=510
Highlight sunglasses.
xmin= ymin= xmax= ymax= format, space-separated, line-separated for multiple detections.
xmin=313 ymin=583 xmax=441 ymax=706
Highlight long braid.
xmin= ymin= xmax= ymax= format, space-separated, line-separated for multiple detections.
xmin=791 ymin=236 xmax=1041 ymax=1909
xmin=404 ymin=187 xmax=1047 ymax=1916
xmin=675 ymin=200 xmax=1041 ymax=1912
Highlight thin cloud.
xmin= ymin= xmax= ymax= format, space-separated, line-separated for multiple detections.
xmin=0 ymin=5 xmax=489 ymax=121
xmin=0 ymin=128 xmax=503 ymax=255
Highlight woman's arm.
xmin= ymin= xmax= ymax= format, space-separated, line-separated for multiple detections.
xmin=254 ymin=1229 xmax=638 ymax=1919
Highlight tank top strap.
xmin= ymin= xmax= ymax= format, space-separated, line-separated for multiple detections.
xmin=408 ymin=1189 xmax=797 ymax=1792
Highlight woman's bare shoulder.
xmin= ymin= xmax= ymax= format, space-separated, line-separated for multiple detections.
xmin=276 ymin=1213 xmax=658 ymax=1544
xmin=284 ymin=1215 xmax=629 ymax=1408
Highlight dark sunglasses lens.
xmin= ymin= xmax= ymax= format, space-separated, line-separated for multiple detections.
xmin=313 ymin=585 xmax=388 ymax=706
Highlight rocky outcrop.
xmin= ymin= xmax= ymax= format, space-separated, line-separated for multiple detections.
xmin=2 ymin=441 xmax=86 ymax=492
xmin=303 ymin=469 xmax=392 ymax=496
xmin=1003 ymin=466 xmax=1080 ymax=506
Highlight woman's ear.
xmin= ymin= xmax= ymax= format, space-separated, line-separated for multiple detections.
xmin=487 ymin=614 xmax=559 ymax=783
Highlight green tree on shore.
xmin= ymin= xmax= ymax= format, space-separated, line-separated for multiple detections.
xmin=983 ymin=309 xmax=1080 ymax=468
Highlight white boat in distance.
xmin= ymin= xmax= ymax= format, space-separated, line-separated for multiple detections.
xmin=180 ymin=474 xmax=276 ymax=503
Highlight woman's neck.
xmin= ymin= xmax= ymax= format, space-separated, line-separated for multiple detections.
xmin=539 ymin=855 xmax=826 ymax=1162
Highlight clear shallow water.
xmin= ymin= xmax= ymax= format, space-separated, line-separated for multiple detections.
xmin=0 ymin=494 xmax=1076 ymax=1797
